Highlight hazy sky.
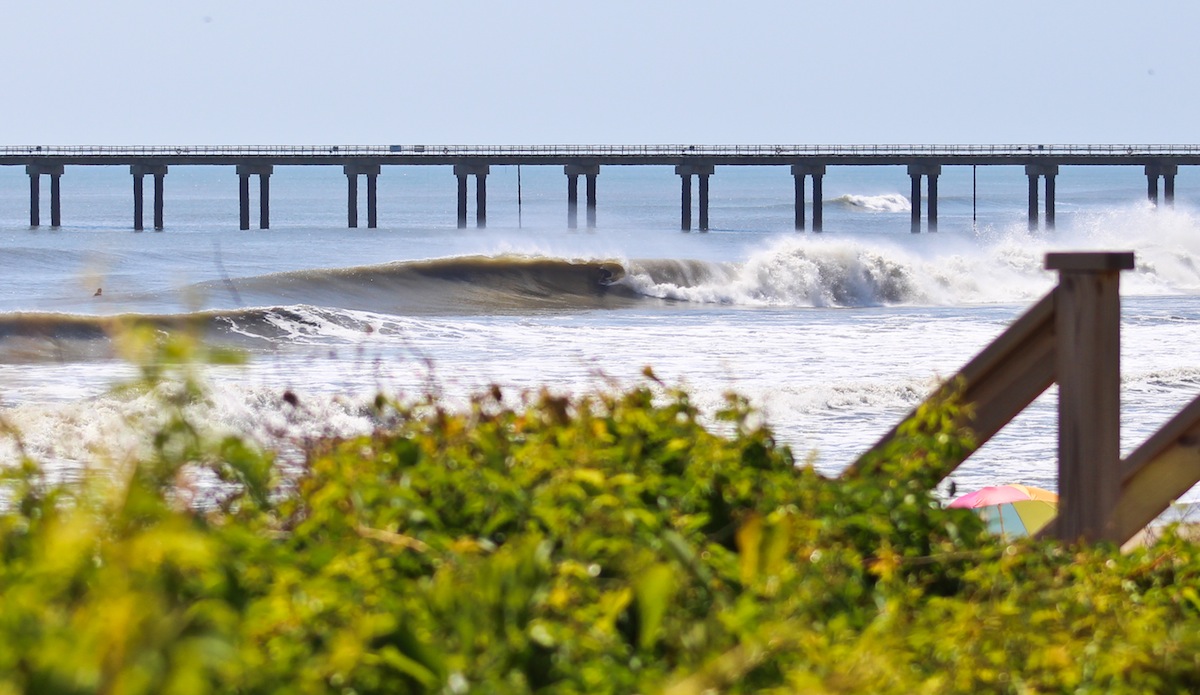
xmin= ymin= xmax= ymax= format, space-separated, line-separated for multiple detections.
xmin=4 ymin=1 xmax=1198 ymax=145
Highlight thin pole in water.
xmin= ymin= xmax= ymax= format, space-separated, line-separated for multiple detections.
xmin=517 ymin=165 xmax=523 ymax=228
xmin=972 ymin=164 xmax=977 ymax=225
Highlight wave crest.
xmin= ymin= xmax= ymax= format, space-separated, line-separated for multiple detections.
xmin=833 ymin=193 xmax=912 ymax=213
xmin=624 ymin=241 xmax=922 ymax=307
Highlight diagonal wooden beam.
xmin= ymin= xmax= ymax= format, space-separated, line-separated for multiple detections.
xmin=845 ymin=292 xmax=1056 ymax=479
xmin=1040 ymin=396 xmax=1200 ymax=544
xmin=1109 ymin=395 xmax=1200 ymax=543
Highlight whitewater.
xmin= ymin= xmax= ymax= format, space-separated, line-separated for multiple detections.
xmin=1 ymin=163 xmax=1199 ymax=504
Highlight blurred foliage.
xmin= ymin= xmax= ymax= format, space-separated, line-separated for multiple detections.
xmin=2 ymin=331 xmax=1200 ymax=693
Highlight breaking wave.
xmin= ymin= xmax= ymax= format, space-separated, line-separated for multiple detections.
xmin=833 ymin=193 xmax=912 ymax=213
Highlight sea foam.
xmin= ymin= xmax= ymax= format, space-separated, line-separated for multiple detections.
xmin=832 ymin=193 xmax=912 ymax=213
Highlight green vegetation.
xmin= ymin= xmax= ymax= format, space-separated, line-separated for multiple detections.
xmin=2 ymin=330 xmax=1200 ymax=693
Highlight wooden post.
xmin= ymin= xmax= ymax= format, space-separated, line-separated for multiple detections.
xmin=1045 ymin=251 xmax=1134 ymax=542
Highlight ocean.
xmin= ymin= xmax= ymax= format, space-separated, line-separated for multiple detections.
xmin=1 ymin=161 xmax=1199 ymax=504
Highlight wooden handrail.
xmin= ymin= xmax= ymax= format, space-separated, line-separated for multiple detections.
xmin=845 ymin=252 xmax=1200 ymax=544
xmin=1111 ymin=396 xmax=1200 ymax=541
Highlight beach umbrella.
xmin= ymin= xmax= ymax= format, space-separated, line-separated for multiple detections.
xmin=949 ymin=484 xmax=1058 ymax=537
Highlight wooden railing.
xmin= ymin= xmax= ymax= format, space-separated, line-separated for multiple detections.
xmin=844 ymin=251 xmax=1200 ymax=544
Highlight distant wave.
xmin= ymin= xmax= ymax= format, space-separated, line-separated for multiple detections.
xmin=197 ymin=255 xmax=640 ymax=315
xmin=621 ymin=205 xmax=1200 ymax=309
xmin=8 ymin=209 xmax=1200 ymax=365
xmin=624 ymin=248 xmax=919 ymax=307
xmin=621 ymin=236 xmax=1053 ymax=308
xmin=0 ymin=255 xmax=641 ymax=362
xmin=832 ymin=193 xmax=912 ymax=213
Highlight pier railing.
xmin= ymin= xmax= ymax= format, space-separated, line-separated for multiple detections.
xmin=844 ymin=251 xmax=1200 ymax=545
xmin=7 ymin=144 xmax=1200 ymax=158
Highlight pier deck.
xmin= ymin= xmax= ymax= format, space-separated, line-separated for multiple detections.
xmin=5 ymin=144 xmax=1197 ymax=231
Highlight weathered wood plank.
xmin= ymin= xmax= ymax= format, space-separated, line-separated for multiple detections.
xmin=845 ymin=292 xmax=1056 ymax=479
xmin=1049 ymin=264 xmax=1124 ymax=542
xmin=1109 ymin=395 xmax=1200 ymax=543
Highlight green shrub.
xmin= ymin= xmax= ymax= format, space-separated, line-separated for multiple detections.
xmin=1 ymin=331 xmax=1199 ymax=693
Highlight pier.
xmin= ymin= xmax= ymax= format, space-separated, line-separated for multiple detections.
xmin=4 ymin=145 xmax=1198 ymax=231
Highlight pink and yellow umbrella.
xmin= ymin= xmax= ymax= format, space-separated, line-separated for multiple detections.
xmin=949 ymin=484 xmax=1058 ymax=537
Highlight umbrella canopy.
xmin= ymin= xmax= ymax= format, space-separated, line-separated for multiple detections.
xmin=974 ymin=499 xmax=1057 ymax=537
xmin=949 ymin=484 xmax=1058 ymax=537
xmin=948 ymin=484 xmax=1058 ymax=509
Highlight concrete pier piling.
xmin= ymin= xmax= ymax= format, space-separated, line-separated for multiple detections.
xmin=154 ymin=171 xmax=165 ymax=230
xmin=476 ymin=172 xmax=487 ymax=228
xmin=1025 ymin=164 xmax=1059 ymax=230
xmin=1145 ymin=164 xmax=1178 ymax=207
xmin=928 ymin=173 xmax=939 ymax=230
xmin=260 ymin=172 xmax=271 ymax=229
xmin=50 ymin=174 xmax=61 ymax=227
xmin=454 ymin=164 xmax=489 ymax=229
xmin=28 ymin=172 xmax=38 ymax=227
xmin=566 ymin=173 xmax=578 ymax=228
xmin=586 ymin=171 xmax=597 ymax=228
xmin=456 ymin=172 xmax=468 ymax=228
xmin=236 ymin=164 xmax=273 ymax=230
xmin=791 ymin=164 xmax=825 ymax=231
xmin=1046 ymin=174 xmax=1056 ymax=228
xmin=907 ymin=164 xmax=941 ymax=233
xmin=131 ymin=164 xmax=167 ymax=231
xmin=133 ymin=175 xmax=143 ymax=230
xmin=565 ymin=164 xmax=599 ymax=229
xmin=679 ymin=172 xmax=692 ymax=231
xmin=676 ymin=164 xmax=715 ymax=231
xmin=344 ymin=164 xmax=381 ymax=228
xmin=26 ymin=164 xmax=64 ymax=228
